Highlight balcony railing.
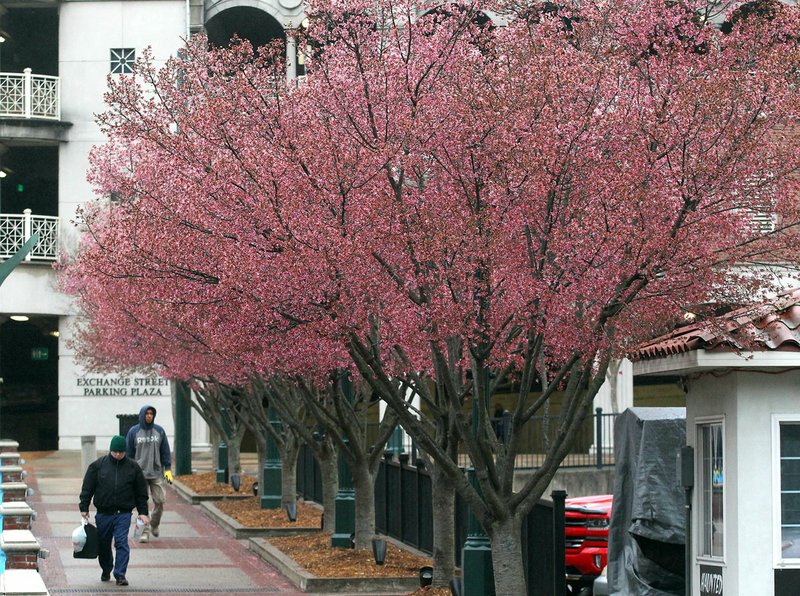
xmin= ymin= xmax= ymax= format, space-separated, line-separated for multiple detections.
xmin=0 ymin=209 xmax=59 ymax=262
xmin=0 ymin=69 xmax=60 ymax=120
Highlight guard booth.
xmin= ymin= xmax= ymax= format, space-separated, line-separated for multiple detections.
xmin=632 ymin=289 xmax=800 ymax=596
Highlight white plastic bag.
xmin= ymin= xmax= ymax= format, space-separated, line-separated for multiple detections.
xmin=133 ymin=518 xmax=145 ymax=540
xmin=71 ymin=520 xmax=87 ymax=552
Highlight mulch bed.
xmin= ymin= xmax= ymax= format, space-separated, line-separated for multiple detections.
xmin=216 ymin=497 xmax=323 ymax=528
xmin=177 ymin=471 xmax=257 ymax=496
xmin=177 ymin=472 xmax=449 ymax=595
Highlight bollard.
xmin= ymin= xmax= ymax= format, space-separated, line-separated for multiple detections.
xmin=81 ymin=436 xmax=97 ymax=473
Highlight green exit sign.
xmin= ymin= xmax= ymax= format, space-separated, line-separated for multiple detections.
xmin=31 ymin=347 xmax=49 ymax=361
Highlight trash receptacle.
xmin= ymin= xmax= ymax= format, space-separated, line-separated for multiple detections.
xmin=116 ymin=414 xmax=139 ymax=437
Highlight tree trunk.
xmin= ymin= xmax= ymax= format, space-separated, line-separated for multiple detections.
xmin=430 ymin=464 xmax=456 ymax=587
xmin=489 ymin=515 xmax=526 ymax=596
xmin=352 ymin=462 xmax=376 ymax=550
xmin=280 ymin=440 xmax=299 ymax=507
xmin=318 ymin=445 xmax=338 ymax=533
xmin=227 ymin=431 xmax=243 ymax=475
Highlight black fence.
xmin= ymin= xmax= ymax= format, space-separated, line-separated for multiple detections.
xmin=297 ymin=447 xmax=567 ymax=595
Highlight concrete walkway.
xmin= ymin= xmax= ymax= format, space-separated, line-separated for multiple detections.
xmin=25 ymin=450 xmax=308 ymax=596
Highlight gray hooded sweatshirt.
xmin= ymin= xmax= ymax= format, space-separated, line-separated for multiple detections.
xmin=125 ymin=404 xmax=171 ymax=479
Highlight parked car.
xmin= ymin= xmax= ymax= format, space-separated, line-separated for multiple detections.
xmin=565 ymin=494 xmax=612 ymax=595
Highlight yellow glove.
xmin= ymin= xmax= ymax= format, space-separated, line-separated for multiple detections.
xmin=163 ymin=470 xmax=173 ymax=484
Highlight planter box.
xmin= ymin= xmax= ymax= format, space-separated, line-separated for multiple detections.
xmin=199 ymin=502 xmax=319 ymax=539
xmin=249 ymin=537 xmax=420 ymax=594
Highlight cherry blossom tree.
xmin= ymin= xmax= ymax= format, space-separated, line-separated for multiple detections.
xmin=62 ymin=0 xmax=800 ymax=592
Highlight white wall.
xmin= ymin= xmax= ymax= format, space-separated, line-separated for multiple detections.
xmin=687 ymin=369 xmax=800 ymax=596
xmin=59 ymin=0 xmax=187 ymax=223
xmin=52 ymin=1 xmax=187 ymax=450
xmin=0 ymin=265 xmax=72 ymax=315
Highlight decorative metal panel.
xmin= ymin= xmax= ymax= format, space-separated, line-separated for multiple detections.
xmin=0 ymin=213 xmax=59 ymax=261
xmin=30 ymin=76 xmax=59 ymax=119
xmin=0 ymin=70 xmax=60 ymax=120
xmin=0 ymin=74 xmax=24 ymax=117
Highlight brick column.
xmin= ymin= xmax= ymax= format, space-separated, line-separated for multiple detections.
xmin=0 ymin=530 xmax=42 ymax=570
xmin=1 ymin=466 xmax=27 ymax=483
xmin=0 ymin=482 xmax=32 ymax=502
xmin=0 ymin=441 xmax=20 ymax=455
xmin=0 ymin=452 xmax=24 ymax=467
xmin=0 ymin=502 xmax=36 ymax=531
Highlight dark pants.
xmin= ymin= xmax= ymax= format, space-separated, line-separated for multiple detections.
xmin=96 ymin=512 xmax=131 ymax=579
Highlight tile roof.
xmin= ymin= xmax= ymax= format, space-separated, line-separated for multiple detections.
xmin=630 ymin=287 xmax=800 ymax=361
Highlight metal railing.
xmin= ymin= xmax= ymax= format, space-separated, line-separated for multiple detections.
xmin=0 ymin=210 xmax=59 ymax=262
xmin=369 ymin=408 xmax=620 ymax=470
xmin=0 ymin=69 xmax=60 ymax=120
xmin=510 ymin=408 xmax=619 ymax=469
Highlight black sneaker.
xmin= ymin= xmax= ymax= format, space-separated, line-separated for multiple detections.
xmin=116 ymin=576 xmax=128 ymax=586
xmin=101 ymin=572 xmax=111 ymax=582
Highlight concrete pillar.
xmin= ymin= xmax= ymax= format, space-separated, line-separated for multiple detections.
xmin=286 ymin=36 xmax=297 ymax=82
xmin=81 ymin=436 xmax=96 ymax=474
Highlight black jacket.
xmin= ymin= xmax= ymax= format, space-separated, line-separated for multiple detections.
xmin=79 ymin=454 xmax=149 ymax=516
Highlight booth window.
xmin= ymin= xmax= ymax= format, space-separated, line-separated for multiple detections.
xmin=699 ymin=422 xmax=724 ymax=558
xmin=779 ymin=421 xmax=800 ymax=560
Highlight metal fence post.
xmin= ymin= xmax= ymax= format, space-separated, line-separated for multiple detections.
xmin=551 ymin=489 xmax=567 ymax=596
xmin=595 ymin=407 xmax=603 ymax=469
xmin=260 ymin=409 xmax=282 ymax=509
xmin=174 ymin=381 xmax=192 ymax=476
xmin=216 ymin=407 xmax=229 ymax=483
xmin=23 ymin=69 xmax=32 ymax=119
xmin=398 ymin=453 xmax=408 ymax=543
xmin=331 ymin=373 xmax=355 ymax=548
xmin=462 ymin=366 xmax=495 ymax=596
xmin=23 ymin=210 xmax=32 ymax=262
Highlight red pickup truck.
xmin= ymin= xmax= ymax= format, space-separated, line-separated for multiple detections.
xmin=565 ymin=494 xmax=612 ymax=595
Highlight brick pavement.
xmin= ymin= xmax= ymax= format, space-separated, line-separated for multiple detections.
xmin=23 ymin=450 xmax=312 ymax=596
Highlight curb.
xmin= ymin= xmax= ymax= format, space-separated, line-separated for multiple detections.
xmin=248 ymin=537 xmax=420 ymax=594
xmin=199 ymin=501 xmax=320 ymax=539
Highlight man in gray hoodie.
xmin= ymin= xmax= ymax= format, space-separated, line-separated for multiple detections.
xmin=125 ymin=405 xmax=172 ymax=542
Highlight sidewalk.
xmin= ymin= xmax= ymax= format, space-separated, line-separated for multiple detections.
xmin=24 ymin=450 xmax=307 ymax=596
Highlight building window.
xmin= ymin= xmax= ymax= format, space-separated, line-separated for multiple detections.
xmin=110 ymin=48 xmax=136 ymax=74
xmin=699 ymin=421 xmax=724 ymax=558
xmin=778 ymin=421 xmax=800 ymax=560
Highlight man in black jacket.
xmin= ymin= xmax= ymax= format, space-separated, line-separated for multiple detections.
xmin=79 ymin=435 xmax=149 ymax=586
